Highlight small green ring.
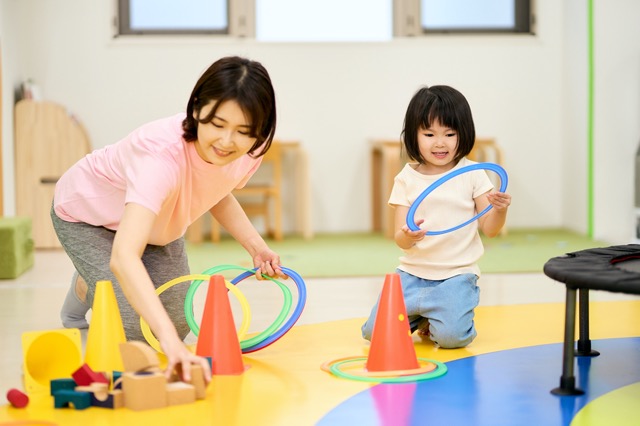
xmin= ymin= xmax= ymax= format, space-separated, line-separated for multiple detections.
xmin=328 ymin=357 xmax=448 ymax=383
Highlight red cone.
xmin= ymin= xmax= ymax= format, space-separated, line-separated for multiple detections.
xmin=195 ymin=275 xmax=245 ymax=375
xmin=366 ymin=273 xmax=420 ymax=372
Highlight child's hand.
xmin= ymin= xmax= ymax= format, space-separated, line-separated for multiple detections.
xmin=486 ymin=192 xmax=511 ymax=211
xmin=253 ymin=250 xmax=287 ymax=280
xmin=401 ymin=219 xmax=427 ymax=244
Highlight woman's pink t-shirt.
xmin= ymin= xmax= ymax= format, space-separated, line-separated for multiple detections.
xmin=54 ymin=113 xmax=261 ymax=246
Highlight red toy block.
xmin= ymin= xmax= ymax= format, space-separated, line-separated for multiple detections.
xmin=72 ymin=363 xmax=109 ymax=386
xmin=6 ymin=388 xmax=29 ymax=408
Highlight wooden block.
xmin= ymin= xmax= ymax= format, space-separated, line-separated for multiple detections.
xmin=72 ymin=363 xmax=109 ymax=386
xmin=166 ymin=382 xmax=196 ymax=406
xmin=6 ymin=388 xmax=29 ymax=408
xmin=119 ymin=341 xmax=160 ymax=373
xmin=172 ymin=363 xmax=207 ymax=399
xmin=50 ymin=378 xmax=76 ymax=396
xmin=122 ymin=372 xmax=167 ymax=411
xmin=112 ymin=371 xmax=123 ymax=389
xmin=53 ymin=390 xmax=92 ymax=410
xmin=91 ymin=390 xmax=124 ymax=409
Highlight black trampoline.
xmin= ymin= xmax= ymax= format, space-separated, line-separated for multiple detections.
xmin=544 ymin=244 xmax=640 ymax=395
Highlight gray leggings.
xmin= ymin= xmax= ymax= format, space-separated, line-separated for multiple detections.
xmin=51 ymin=205 xmax=191 ymax=341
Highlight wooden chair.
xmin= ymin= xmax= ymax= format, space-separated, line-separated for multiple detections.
xmin=468 ymin=138 xmax=507 ymax=236
xmin=468 ymin=138 xmax=504 ymax=165
xmin=187 ymin=141 xmax=284 ymax=243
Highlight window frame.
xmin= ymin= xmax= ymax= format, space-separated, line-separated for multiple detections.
xmin=114 ymin=0 xmax=533 ymax=39
xmin=114 ymin=0 xmax=255 ymax=37
xmin=394 ymin=0 xmax=535 ymax=37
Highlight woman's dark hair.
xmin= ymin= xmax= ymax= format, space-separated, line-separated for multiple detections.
xmin=182 ymin=56 xmax=277 ymax=157
xmin=401 ymin=85 xmax=475 ymax=164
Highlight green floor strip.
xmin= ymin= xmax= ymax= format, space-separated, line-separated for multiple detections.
xmin=186 ymin=228 xmax=609 ymax=278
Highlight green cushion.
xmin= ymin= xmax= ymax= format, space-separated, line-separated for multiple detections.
xmin=0 ymin=217 xmax=35 ymax=279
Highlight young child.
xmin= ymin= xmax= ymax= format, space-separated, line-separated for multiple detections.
xmin=362 ymin=85 xmax=511 ymax=349
xmin=51 ymin=56 xmax=285 ymax=381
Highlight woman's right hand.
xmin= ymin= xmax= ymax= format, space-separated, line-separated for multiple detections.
xmin=160 ymin=334 xmax=212 ymax=384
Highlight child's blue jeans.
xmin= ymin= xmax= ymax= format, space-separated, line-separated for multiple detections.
xmin=361 ymin=270 xmax=480 ymax=349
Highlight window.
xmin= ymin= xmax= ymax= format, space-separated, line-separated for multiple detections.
xmin=116 ymin=0 xmax=533 ymax=39
xmin=255 ymin=0 xmax=391 ymax=42
xmin=115 ymin=0 xmax=254 ymax=37
xmin=394 ymin=0 xmax=533 ymax=36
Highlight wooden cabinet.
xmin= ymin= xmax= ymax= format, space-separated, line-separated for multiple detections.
xmin=14 ymin=100 xmax=91 ymax=248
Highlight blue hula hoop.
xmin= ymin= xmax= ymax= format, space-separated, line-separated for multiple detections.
xmin=230 ymin=266 xmax=307 ymax=353
xmin=406 ymin=162 xmax=508 ymax=235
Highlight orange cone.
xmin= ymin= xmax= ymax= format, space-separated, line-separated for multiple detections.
xmin=195 ymin=275 xmax=245 ymax=375
xmin=85 ymin=280 xmax=126 ymax=373
xmin=366 ymin=273 xmax=420 ymax=372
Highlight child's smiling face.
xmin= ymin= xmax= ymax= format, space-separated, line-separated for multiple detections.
xmin=417 ymin=119 xmax=459 ymax=173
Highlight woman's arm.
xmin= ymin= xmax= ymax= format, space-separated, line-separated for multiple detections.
xmin=210 ymin=194 xmax=285 ymax=278
xmin=110 ymin=203 xmax=211 ymax=383
xmin=475 ymin=190 xmax=511 ymax=238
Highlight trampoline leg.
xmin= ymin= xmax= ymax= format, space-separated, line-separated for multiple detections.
xmin=576 ymin=289 xmax=600 ymax=357
xmin=551 ymin=287 xmax=585 ymax=396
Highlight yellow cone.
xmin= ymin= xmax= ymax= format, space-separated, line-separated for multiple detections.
xmin=84 ymin=280 xmax=126 ymax=373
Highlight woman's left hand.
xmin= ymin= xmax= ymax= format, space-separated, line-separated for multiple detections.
xmin=253 ymin=249 xmax=287 ymax=280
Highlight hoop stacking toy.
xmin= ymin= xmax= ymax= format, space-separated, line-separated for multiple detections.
xmin=321 ymin=357 xmax=447 ymax=383
xmin=406 ymin=162 xmax=508 ymax=234
xmin=187 ymin=265 xmax=307 ymax=354
xmin=321 ymin=273 xmax=448 ymax=383
xmin=140 ymin=274 xmax=251 ymax=353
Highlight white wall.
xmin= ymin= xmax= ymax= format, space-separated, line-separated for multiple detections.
xmin=2 ymin=0 xmax=639 ymax=242
xmin=592 ymin=0 xmax=640 ymax=243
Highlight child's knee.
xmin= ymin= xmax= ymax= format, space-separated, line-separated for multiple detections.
xmin=430 ymin=327 xmax=476 ymax=349
xmin=361 ymin=321 xmax=374 ymax=341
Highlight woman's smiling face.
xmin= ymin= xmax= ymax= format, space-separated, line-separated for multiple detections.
xmin=193 ymin=100 xmax=257 ymax=166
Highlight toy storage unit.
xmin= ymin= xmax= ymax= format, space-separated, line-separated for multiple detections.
xmin=0 ymin=216 xmax=34 ymax=279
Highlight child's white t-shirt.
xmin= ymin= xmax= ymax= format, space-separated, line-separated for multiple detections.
xmin=54 ymin=113 xmax=261 ymax=246
xmin=389 ymin=158 xmax=494 ymax=280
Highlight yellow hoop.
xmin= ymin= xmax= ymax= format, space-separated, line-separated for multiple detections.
xmin=140 ymin=274 xmax=251 ymax=353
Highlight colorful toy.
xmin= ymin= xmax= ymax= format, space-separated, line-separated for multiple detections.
xmin=6 ymin=388 xmax=29 ymax=408
xmin=21 ymin=328 xmax=82 ymax=394
xmin=406 ymin=162 xmax=508 ymax=234
xmin=196 ymin=265 xmax=307 ymax=353
xmin=53 ymin=389 xmax=92 ymax=410
xmin=72 ymin=364 xmax=109 ymax=386
xmin=140 ymin=265 xmax=307 ymax=354
xmin=194 ymin=275 xmax=247 ymax=375
xmin=84 ymin=280 xmax=127 ymax=373
xmin=322 ymin=273 xmax=446 ymax=383
xmin=118 ymin=340 xmax=205 ymax=410
xmin=139 ymin=273 xmax=251 ymax=353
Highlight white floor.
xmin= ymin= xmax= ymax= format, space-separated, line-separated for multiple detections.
xmin=1 ymin=249 xmax=637 ymax=405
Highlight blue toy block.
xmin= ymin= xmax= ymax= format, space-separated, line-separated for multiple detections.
xmin=112 ymin=371 xmax=123 ymax=389
xmin=53 ymin=389 xmax=92 ymax=410
xmin=50 ymin=378 xmax=76 ymax=396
